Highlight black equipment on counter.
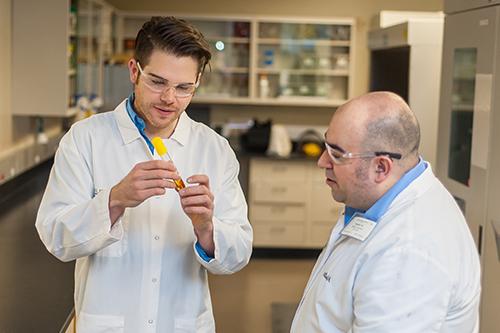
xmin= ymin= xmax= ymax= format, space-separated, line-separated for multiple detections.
xmin=240 ymin=119 xmax=272 ymax=153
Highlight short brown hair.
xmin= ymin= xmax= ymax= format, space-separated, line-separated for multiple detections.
xmin=134 ymin=16 xmax=211 ymax=75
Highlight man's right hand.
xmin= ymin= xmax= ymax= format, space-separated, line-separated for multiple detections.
xmin=108 ymin=160 xmax=179 ymax=225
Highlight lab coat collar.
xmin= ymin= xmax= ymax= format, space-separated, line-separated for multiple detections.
xmin=382 ymin=161 xmax=436 ymax=219
xmin=113 ymin=99 xmax=192 ymax=147
xmin=114 ymin=99 xmax=143 ymax=146
xmin=344 ymin=158 xmax=427 ymax=225
xmin=169 ymin=111 xmax=191 ymax=146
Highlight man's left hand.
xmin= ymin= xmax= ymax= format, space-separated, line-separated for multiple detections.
xmin=178 ymin=174 xmax=215 ymax=256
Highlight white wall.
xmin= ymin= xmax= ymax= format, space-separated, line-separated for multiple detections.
xmin=0 ymin=0 xmax=12 ymax=151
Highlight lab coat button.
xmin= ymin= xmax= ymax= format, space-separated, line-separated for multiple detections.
xmin=148 ymin=319 xmax=154 ymax=324
xmin=152 ymin=278 xmax=157 ymax=283
xmin=154 ymin=235 xmax=160 ymax=240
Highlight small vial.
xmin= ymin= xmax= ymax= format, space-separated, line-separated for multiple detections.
xmin=151 ymin=137 xmax=186 ymax=191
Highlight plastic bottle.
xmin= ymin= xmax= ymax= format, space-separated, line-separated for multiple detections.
xmin=259 ymin=74 xmax=270 ymax=98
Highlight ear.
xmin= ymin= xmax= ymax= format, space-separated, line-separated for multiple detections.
xmin=128 ymin=58 xmax=138 ymax=84
xmin=373 ymin=156 xmax=392 ymax=183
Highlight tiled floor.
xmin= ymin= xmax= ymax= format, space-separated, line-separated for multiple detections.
xmin=209 ymin=256 xmax=316 ymax=333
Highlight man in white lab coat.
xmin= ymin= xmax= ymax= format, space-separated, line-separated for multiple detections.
xmin=36 ymin=17 xmax=252 ymax=333
xmin=291 ymin=91 xmax=481 ymax=332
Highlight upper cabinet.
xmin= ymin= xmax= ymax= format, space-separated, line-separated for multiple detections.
xmin=191 ymin=19 xmax=252 ymax=100
xmin=113 ymin=13 xmax=355 ymax=107
xmin=12 ymin=0 xmax=77 ymax=116
xmin=254 ymin=19 xmax=353 ymax=106
xmin=11 ymin=0 xmax=114 ymax=117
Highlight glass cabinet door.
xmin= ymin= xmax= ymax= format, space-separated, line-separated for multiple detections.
xmin=77 ymin=0 xmax=107 ymax=108
xmin=256 ymin=21 xmax=351 ymax=102
xmin=68 ymin=0 xmax=78 ymax=108
xmin=115 ymin=15 xmax=354 ymax=106
xmin=190 ymin=20 xmax=251 ymax=99
xmin=77 ymin=0 xmax=97 ymax=99
xmin=448 ymin=48 xmax=477 ymax=186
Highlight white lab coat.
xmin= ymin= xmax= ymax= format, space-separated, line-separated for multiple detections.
xmin=36 ymin=100 xmax=253 ymax=333
xmin=291 ymin=163 xmax=481 ymax=333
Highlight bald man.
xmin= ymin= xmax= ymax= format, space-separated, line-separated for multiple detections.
xmin=291 ymin=92 xmax=481 ymax=333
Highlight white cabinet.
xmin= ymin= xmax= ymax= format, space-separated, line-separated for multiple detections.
xmin=113 ymin=13 xmax=355 ymax=107
xmin=249 ymin=158 xmax=343 ymax=248
xmin=12 ymin=0 xmax=76 ymax=116
xmin=11 ymin=0 xmax=114 ymax=117
xmin=368 ymin=17 xmax=443 ymax=167
xmin=436 ymin=3 xmax=500 ymax=331
xmin=255 ymin=19 xmax=353 ymax=105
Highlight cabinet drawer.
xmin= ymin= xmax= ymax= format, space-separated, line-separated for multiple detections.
xmin=251 ymin=180 xmax=306 ymax=203
xmin=253 ymin=225 xmax=305 ymax=247
xmin=250 ymin=203 xmax=305 ymax=224
xmin=310 ymin=165 xmax=327 ymax=182
xmin=310 ymin=180 xmax=343 ymax=222
xmin=250 ymin=160 xmax=308 ymax=181
xmin=310 ymin=200 xmax=343 ymax=223
xmin=309 ymin=224 xmax=334 ymax=247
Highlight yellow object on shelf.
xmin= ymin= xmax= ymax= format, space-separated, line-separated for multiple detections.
xmin=302 ymin=142 xmax=322 ymax=157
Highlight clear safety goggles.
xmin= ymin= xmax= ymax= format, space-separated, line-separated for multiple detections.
xmin=136 ymin=61 xmax=199 ymax=98
xmin=324 ymin=142 xmax=402 ymax=165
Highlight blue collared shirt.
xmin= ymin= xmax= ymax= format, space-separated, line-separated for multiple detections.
xmin=344 ymin=158 xmax=427 ymax=225
xmin=126 ymin=94 xmax=155 ymax=154
xmin=125 ymin=94 xmax=214 ymax=262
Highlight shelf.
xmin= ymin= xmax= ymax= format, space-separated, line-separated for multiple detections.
xmin=256 ymin=68 xmax=349 ymax=76
xmin=258 ymin=38 xmax=351 ymax=46
xmin=115 ymin=13 xmax=355 ymax=106
xmin=211 ymin=67 xmax=249 ymax=74
xmin=452 ymin=104 xmax=474 ymax=111
xmin=192 ymin=96 xmax=346 ymax=107
xmin=66 ymin=107 xmax=79 ymax=117
xmin=206 ymin=37 xmax=250 ymax=44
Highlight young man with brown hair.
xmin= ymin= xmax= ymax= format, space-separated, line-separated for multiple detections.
xmin=36 ymin=16 xmax=252 ymax=332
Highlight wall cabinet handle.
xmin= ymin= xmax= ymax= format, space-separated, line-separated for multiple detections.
xmin=271 ymin=186 xmax=287 ymax=193
xmin=478 ymin=224 xmax=483 ymax=256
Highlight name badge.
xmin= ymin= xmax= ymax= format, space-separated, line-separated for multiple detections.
xmin=341 ymin=216 xmax=377 ymax=241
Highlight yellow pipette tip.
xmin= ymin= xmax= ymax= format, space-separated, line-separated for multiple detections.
xmin=151 ymin=137 xmax=167 ymax=156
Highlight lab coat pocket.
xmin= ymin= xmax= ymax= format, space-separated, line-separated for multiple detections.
xmin=96 ymin=209 xmax=129 ymax=258
xmin=174 ymin=310 xmax=215 ymax=332
xmin=77 ymin=312 xmax=124 ymax=333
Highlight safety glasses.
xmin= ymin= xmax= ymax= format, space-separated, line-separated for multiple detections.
xmin=324 ymin=141 xmax=402 ymax=165
xmin=136 ymin=61 xmax=199 ymax=98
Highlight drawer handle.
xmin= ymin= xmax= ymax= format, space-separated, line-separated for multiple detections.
xmin=271 ymin=186 xmax=287 ymax=193
xmin=270 ymin=226 xmax=286 ymax=233
xmin=272 ymin=166 xmax=287 ymax=172
xmin=270 ymin=206 xmax=286 ymax=214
